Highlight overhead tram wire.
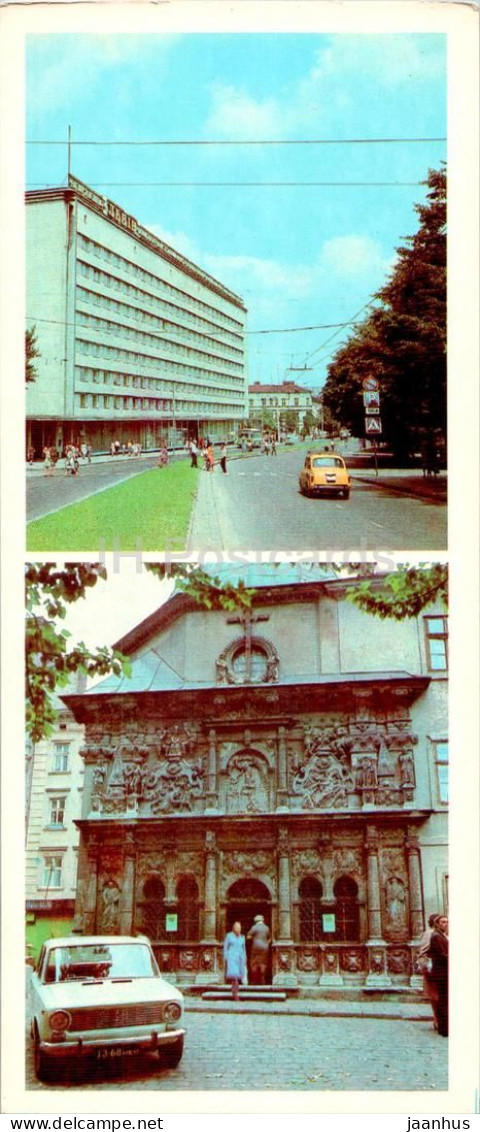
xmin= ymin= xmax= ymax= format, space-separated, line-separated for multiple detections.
xmin=26 ymin=136 xmax=446 ymax=146
xmin=27 ymin=180 xmax=425 ymax=188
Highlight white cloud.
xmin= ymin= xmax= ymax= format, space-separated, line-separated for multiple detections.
xmin=319 ymin=235 xmax=392 ymax=279
xmin=205 ymin=82 xmax=284 ymax=140
xmin=204 ymin=35 xmax=445 ymax=140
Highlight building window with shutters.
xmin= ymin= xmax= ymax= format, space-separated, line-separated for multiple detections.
xmin=41 ymin=855 xmax=63 ymax=889
xmin=424 ymin=616 xmax=448 ymax=671
xmin=48 ymin=796 xmax=66 ymax=828
xmin=52 ymin=743 xmax=70 ymax=772
xmin=434 ymin=740 xmax=449 ymax=803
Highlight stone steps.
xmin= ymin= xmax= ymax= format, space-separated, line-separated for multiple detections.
xmin=202 ymin=986 xmax=287 ymax=1002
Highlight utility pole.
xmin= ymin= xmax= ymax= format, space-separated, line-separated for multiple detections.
xmin=67 ymin=125 xmax=72 ymax=182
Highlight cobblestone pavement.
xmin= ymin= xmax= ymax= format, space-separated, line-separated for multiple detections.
xmin=27 ymin=1012 xmax=447 ymax=1093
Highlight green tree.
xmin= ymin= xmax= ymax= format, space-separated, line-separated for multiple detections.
xmin=323 ymin=167 xmax=446 ymax=460
xmin=26 ymin=326 xmax=40 ymax=384
xmin=301 ymin=410 xmax=316 ymax=436
xmin=26 ymin=564 xmax=131 ymax=743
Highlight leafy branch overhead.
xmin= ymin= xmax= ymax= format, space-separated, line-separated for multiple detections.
xmin=26 ymin=564 xmax=131 ymax=743
xmin=346 ymin=563 xmax=448 ymax=620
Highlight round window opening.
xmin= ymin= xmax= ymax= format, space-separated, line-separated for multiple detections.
xmin=231 ymin=643 xmax=269 ymax=683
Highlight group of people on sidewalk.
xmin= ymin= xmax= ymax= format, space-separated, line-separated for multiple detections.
xmin=223 ymin=915 xmax=271 ymax=1000
xmin=187 ymin=439 xmax=228 ymax=475
xmin=417 ymin=913 xmax=449 ymax=1036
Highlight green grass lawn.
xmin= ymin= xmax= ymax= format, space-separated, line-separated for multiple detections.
xmin=27 ymin=462 xmax=200 ymax=551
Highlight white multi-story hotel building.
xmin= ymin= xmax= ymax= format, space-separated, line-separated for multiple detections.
xmin=26 ymin=175 xmax=248 ymax=454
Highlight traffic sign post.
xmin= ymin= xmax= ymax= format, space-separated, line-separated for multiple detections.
xmin=362 ymin=384 xmax=382 ymax=476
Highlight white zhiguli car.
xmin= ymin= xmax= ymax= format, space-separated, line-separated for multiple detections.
xmin=29 ymin=936 xmax=185 ymax=1081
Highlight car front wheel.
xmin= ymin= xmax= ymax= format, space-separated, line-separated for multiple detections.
xmin=33 ymin=1027 xmax=54 ymax=1082
xmin=160 ymin=1035 xmax=184 ymax=1068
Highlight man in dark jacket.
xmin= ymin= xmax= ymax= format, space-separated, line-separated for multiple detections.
xmin=247 ymin=915 xmax=271 ymax=985
xmin=429 ymin=915 xmax=449 ymax=1036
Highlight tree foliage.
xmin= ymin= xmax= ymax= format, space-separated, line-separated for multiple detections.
xmin=26 ymin=564 xmax=131 ymax=743
xmin=26 ymin=561 xmax=447 ymax=743
xmin=26 ymin=326 xmax=40 ymax=384
xmin=322 ymin=167 xmax=446 ymax=460
xmin=346 ymin=563 xmax=448 ymax=620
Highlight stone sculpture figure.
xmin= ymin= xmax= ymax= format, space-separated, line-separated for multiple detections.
xmin=100 ymin=878 xmax=120 ymax=932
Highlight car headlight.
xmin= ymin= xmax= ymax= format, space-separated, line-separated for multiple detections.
xmin=163 ymin=1001 xmax=182 ymax=1023
xmin=49 ymin=1010 xmax=71 ymax=1033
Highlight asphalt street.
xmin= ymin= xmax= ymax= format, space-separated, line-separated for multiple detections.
xmin=26 ymin=454 xmax=162 ymax=523
xmin=26 ymin=1010 xmax=447 ymax=1093
xmin=189 ymin=451 xmax=447 ymax=551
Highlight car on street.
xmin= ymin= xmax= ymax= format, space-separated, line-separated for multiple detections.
xmin=299 ymin=451 xmax=351 ymax=499
xmin=29 ymin=935 xmax=185 ymax=1081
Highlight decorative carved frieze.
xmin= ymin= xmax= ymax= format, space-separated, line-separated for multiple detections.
xmin=387 ymin=948 xmax=410 ymax=975
xmin=223 ymin=850 xmax=275 ymax=880
xmin=291 ymin=849 xmax=322 ymax=878
xmin=297 ymin=948 xmax=318 ymax=972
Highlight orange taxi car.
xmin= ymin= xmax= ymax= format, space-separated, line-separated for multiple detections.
xmin=299 ymin=451 xmax=351 ymax=499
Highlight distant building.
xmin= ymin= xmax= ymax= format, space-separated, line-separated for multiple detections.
xmin=248 ymin=381 xmax=313 ymax=432
xmin=63 ymin=568 xmax=448 ymax=993
xmin=25 ymin=687 xmax=85 ymax=958
xmin=26 ymin=175 xmax=248 ymax=454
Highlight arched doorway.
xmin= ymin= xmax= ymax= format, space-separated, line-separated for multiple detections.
xmin=226 ymin=878 xmax=272 ymax=984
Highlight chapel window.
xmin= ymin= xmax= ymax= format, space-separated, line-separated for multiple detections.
xmin=176 ymin=877 xmax=200 ymax=942
xmin=298 ymin=876 xmax=323 ymax=942
xmin=333 ymin=876 xmax=360 ymax=942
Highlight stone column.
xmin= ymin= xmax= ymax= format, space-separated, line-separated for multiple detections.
xmin=405 ymin=827 xmax=424 ymax=939
xmin=276 ymin=727 xmax=289 ymax=811
xmin=197 ymin=830 xmax=219 ymax=984
xmin=274 ymin=828 xmax=297 ymax=987
xmin=202 ymin=831 xmax=218 ymax=943
xmin=84 ymin=835 xmax=100 ymax=933
xmin=205 ymin=729 xmax=218 ymax=813
xmin=119 ymin=832 xmax=136 ymax=935
xmin=364 ymin=825 xmax=391 ymax=987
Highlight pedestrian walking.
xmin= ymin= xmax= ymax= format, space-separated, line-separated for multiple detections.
xmin=158 ymin=446 xmax=169 ymax=468
xmin=271 ymin=435 xmax=277 ymax=455
xmin=189 ymin=440 xmax=199 ymax=468
xmin=43 ymin=446 xmax=54 ymax=476
xmin=27 ymin=445 xmax=35 ymax=467
xmin=417 ymin=913 xmax=440 ymax=1029
xmin=220 ymin=442 xmax=228 ymax=474
xmin=206 ymin=443 xmax=215 ymax=472
xmin=428 ymin=915 xmax=449 ymax=1036
xmin=247 ymin=914 xmax=271 ymax=985
xmin=223 ymin=921 xmax=246 ymax=1001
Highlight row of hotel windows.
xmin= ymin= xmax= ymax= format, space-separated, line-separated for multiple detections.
xmin=76 ymin=302 xmax=243 ymax=364
xmin=77 ymin=236 xmax=244 ymax=335
xmin=75 ymin=393 xmax=244 ymax=413
xmin=77 ymin=283 xmax=243 ymax=352
xmin=75 ymin=338 xmax=245 ymax=387
xmin=76 ymin=325 xmax=244 ymax=378
xmin=74 ymin=368 xmax=243 ymax=400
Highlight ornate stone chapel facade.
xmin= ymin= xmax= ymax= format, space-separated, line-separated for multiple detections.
xmin=64 ymin=572 xmax=448 ymax=992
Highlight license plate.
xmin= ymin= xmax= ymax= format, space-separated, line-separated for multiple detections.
xmin=96 ymin=1046 xmax=140 ymax=1059
xmin=326 ymin=475 xmax=336 ymax=482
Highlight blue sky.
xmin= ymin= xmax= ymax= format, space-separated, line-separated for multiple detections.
xmin=26 ymin=33 xmax=446 ymax=387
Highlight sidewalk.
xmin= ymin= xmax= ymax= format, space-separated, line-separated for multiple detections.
xmin=351 ymin=468 xmax=447 ymax=503
xmin=184 ymin=996 xmax=432 ymax=1023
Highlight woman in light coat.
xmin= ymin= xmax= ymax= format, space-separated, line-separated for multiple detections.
xmin=223 ymin=920 xmax=246 ymax=1001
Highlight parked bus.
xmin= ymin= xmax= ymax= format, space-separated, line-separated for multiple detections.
xmin=237 ymin=428 xmax=263 ymax=450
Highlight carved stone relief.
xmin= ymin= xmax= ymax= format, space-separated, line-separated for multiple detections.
xmin=292 ymin=750 xmax=354 ymax=809
xmin=297 ymin=949 xmax=318 ymax=972
xmin=225 ymin=752 xmax=269 ymax=813
xmin=341 ymin=949 xmax=365 ymax=973
xmin=98 ymin=878 xmax=121 ymax=932
xmin=387 ymin=948 xmax=410 ymax=975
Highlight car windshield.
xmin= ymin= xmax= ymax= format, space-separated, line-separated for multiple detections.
xmin=43 ymin=943 xmax=158 ymax=984
xmin=311 ymin=457 xmax=344 ymax=468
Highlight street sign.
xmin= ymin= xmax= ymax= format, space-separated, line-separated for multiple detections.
xmin=363 ymin=391 xmax=380 ymax=411
xmin=365 ymin=416 xmax=382 ymax=435
xmin=362 ymin=377 xmax=379 ymax=392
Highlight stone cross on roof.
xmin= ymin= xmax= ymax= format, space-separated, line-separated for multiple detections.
xmin=226 ymin=607 xmax=270 ymax=683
